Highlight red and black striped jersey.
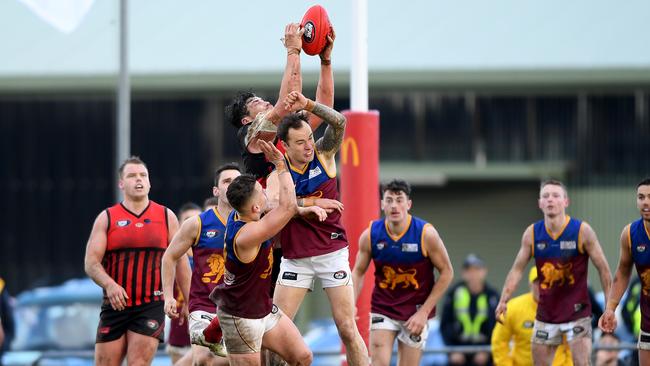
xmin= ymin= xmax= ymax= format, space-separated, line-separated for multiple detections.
xmin=102 ymin=200 xmax=169 ymax=307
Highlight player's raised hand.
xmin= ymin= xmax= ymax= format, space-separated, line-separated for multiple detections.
xmin=319 ymin=26 xmax=336 ymax=61
xmin=283 ymin=23 xmax=304 ymax=53
xmin=106 ymin=282 xmax=129 ymax=311
xmin=495 ymin=300 xmax=508 ymax=324
xmin=258 ymin=140 xmax=284 ymax=164
xmin=598 ymin=309 xmax=617 ymax=333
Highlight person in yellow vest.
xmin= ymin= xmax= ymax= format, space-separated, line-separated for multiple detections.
xmin=492 ymin=267 xmax=573 ymax=366
xmin=441 ymin=254 xmax=499 ymax=366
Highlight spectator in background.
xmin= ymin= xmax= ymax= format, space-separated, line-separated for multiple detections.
xmin=0 ymin=277 xmax=15 ymax=365
xmin=595 ymin=333 xmax=624 ymax=366
xmin=166 ymin=202 xmax=203 ymax=365
xmin=491 ymin=267 xmax=572 ymax=366
xmin=203 ymin=197 xmax=219 ymax=211
xmin=441 ymin=254 xmax=499 ymax=366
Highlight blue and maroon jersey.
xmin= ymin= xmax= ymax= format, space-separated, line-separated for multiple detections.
xmin=103 ymin=200 xmax=169 ymax=307
xmin=629 ymin=218 xmax=650 ymax=332
xmin=280 ymin=152 xmax=348 ymax=259
xmin=189 ymin=208 xmax=227 ymax=313
xmin=532 ymin=216 xmax=590 ymax=323
xmin=210 ymin=211 xmax=274 ymax=319
xmin=370 ymin=215 xmax=436 ymax=321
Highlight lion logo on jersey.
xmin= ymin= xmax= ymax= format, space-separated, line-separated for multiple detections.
xmin=379 ymin=266 xmax=419 ymax=290
xmin=540 ymin=262 xmax=575 ymax=289
xmin=202 ymin=254 xmax=225 ymax=284
xmin=640 ymin=269 xmax=650 ymax=296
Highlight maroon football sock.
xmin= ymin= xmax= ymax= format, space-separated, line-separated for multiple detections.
xmin=203 ymin=317 xmax=222 ymax=343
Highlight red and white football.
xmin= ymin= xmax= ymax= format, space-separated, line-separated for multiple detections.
xmin=300 ymin=5 xmax=332 ymax=56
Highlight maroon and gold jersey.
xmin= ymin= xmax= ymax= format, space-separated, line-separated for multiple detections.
xmin=369 ymin=215 xmax=436 ymax=321
xmin=629 ymin=218 xmax=650 ymax=333
xmin=209 ymin=211 xmax=274 ymax=319
xmin=532 ymin=216 xmax=590 ymax=323
xmin=189 ymin=208 xmax=227 ymax=313
xmin=102 ymin=201 xmax=169 ymax=307
xmin=280 ymin=153 xmax=348 ymax=259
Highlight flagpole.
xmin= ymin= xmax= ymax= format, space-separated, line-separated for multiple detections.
xmin=115 ymin=0 xmax=130 ymax=201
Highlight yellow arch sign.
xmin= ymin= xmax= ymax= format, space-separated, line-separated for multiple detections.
xmin=341 ymin=137 xmax=360 ymax=167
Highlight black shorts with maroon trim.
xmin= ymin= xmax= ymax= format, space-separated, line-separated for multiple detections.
xmin=96 ymin=301 xmax=165 ymax=343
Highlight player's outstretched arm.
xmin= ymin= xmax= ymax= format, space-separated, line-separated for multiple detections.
xmin=308 ymin=28 xmax=336 ymax=131
xmin=278 ymin=23 xmax=303 ymax=106
xmin=495 ymin=224 xmax=534 ymax=322
xmin=599 ymin=225 xmax=634 ymax=333
xmin=404 ymin=225 xmax=453 ymax=336
xmin=352 ymin=228 xmax=372 ymax=302
xmin=84 ymin=211 xmax=129 ymax=311
xmin=235 ymin=141 xmax=298 ymax=262
xmin=162 ymin=216 xmax=199 ymax=319
xmin=581 ymin=222 xmax=613 ymax=302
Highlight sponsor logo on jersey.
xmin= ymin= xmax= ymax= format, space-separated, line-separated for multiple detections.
xmin=144 ymin=219 xmax=151 ymax=224
xmin=376 ymin=241 xmax=386 ymax=250
xmin=523 ymin=321 xmax=534 ymax=328
xmin=536 ymin=242 xmax=547 ymax=250
xmin=331 ymin=232 xmax=342 ymax=240
xmin=206 ymin=229 xmax=218 ymax=238
xmin=560 ymin=241 xmax=577 ymax=250
xmin=639 ymin=244 xmax=647 ymax=253
xmin=117 ymin=220 xmax=130 ymax=227
xmin=154 ymin=290 xmax=163 ymax=296
xmin=308 ymin=166 xmax=322 ymax=179
xmin=135 ymin=222 xmax=144 ymax=228
xmin=402 ymin=243 xmax=418 ymax=252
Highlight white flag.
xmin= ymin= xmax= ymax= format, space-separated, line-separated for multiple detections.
xmin=18 ymin=0 xmax=95 ymax=34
